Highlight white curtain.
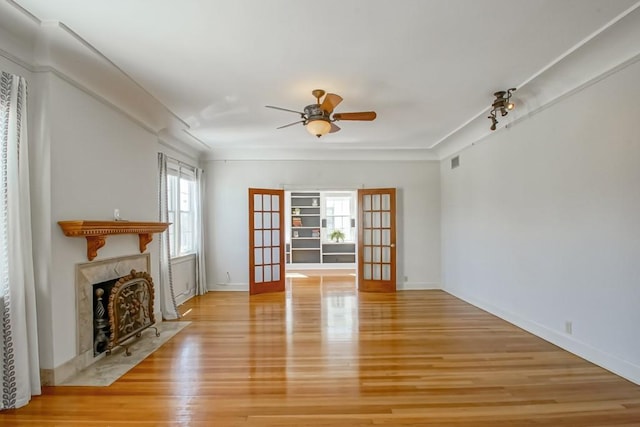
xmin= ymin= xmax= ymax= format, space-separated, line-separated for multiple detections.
xmin=157 ymin=152 xmax=180 ymax=320
xmin=0 ymin=71 xmax=41 ymax=409
xmin=194 ymin=167 xmax=207 ymax=295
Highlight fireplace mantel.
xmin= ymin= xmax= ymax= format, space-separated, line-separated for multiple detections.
xmin=58 ymin=220 xmax=170 ymax=261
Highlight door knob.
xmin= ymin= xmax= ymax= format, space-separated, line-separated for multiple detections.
xmin=390 ymin=243 xmax=395 ymax=248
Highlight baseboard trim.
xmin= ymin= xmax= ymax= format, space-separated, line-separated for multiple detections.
xmin=209 ymin=283 xmax=247 ymax=292
xmin=40 ymin=349 xmax=106 ymax=386
xmin=209 ymin=282 xmax=440 ymax=292
xmin=398 ymin=282 xmax=440 ymax=291
xmin=444 ymin=287 xmax=640 ymax=386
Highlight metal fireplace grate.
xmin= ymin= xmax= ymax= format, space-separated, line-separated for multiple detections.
xmin=105 ymin=270 xmax=159 ymax=356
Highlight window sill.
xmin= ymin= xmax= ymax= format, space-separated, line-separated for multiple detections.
xmin=171 ymin=253 xmax=197 ymax=263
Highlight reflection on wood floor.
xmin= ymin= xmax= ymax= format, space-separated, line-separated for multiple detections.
xmin=4 ymin=271 xmax=640 ymax=426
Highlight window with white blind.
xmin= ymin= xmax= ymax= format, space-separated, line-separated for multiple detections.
xmin=167 ymin=162 xmax=197 ymax=257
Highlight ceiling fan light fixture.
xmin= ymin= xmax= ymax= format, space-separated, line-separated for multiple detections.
xmin=267 ymin=89 xmax=377 ymax=137
xmin=305 ymin=118 xmax=331 ymax=138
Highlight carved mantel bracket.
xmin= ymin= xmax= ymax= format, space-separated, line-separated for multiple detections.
xmin=58 ymin=220 xmax=170 ymax=261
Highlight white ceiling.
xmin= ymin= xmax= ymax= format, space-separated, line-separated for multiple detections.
xmin=6 ymin=0 xmax=640 ymax=158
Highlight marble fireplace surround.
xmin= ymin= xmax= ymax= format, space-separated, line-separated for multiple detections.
xmin=42 ymin=253 xmax=153 ymax=385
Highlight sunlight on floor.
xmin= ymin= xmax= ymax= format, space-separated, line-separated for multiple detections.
xmin=286 ymin=272 xmax=308 ymax=278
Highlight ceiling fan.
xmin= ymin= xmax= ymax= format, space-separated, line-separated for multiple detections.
xmin=265 ymin=89 xmax=377 ymax=138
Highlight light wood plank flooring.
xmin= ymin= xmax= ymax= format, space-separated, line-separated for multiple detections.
xmin=3 ymin=272 xmax=640 ymax=426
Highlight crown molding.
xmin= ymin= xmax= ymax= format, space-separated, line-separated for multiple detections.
xmin=434 ymin=3 xmax=640 ymax=160
xmin=203 ymin=147 xmax=439 ymax=162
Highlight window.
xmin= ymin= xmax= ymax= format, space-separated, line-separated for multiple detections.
xmin=167 ymin=162 xmax=197 ymax=257
xmin=325 ymin=194 xmax=354 ymax=242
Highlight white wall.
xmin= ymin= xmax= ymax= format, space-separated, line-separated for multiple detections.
xmin=2 ymin=17 xmax=202 ymax=375
xmin=204 ymin=160 xmax=441 ymax=290
xmin=46 ymin=74 xmax=160 ymax=368
xmin=441 ymin=59 xmax=640 ymax=383
xmin=42 ymin=74 xmax=201 ymax=370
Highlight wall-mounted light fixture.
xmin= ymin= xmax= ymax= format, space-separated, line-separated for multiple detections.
xmin=488 ymin=88 xmax=516 ymax=131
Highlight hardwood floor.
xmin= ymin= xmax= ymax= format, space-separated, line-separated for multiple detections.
xmin=3 ymin=272 xmax=640 ymax=426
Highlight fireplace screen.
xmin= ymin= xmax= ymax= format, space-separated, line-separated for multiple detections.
xmin=105 ymin=270 xmax=159 ymax=356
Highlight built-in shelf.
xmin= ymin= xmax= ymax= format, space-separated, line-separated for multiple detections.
xmin=288 ymin=191 xmax=356 ymax=267
xmin=58 ymin=220 xmax=170 ymax=261
xmin=290 ymin=192 xmax=321 ymax=263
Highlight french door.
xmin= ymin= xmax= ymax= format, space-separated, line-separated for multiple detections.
xmin=357 ymin=188 xmax=396 ymax=292
xmin=248 ymin=188 xmax=285 ymax=295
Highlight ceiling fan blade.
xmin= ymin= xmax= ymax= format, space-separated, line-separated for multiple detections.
xmin=276 ymin=120 xmax=305 ymax=129
xmin=320 ymin=93 xmax=343 ymax=114
xmin=333 ymin=111 xmax=377 ymax=121
xmin=265 ymin=105 xmax=305 ymax=115
xmin=329 ymin=122 xmax=341 ymax=133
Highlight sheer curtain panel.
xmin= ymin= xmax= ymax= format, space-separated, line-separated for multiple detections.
xmin=0 ymin=71 xmax=41 ymax=410
xmin=194 ymin=167 xmax=207 ymax=295
xmin=157 ymin=153 xmax=180 ymax=319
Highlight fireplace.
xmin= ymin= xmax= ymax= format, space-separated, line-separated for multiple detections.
xmin=43 ymin=253 xmax=156 ymax=384
xmin=42 ymin=221 xmax=169 ymax=385
xmin=104 ymin=270 xmax=159 ymax=356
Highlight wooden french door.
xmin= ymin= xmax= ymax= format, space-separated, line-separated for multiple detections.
xmin=249 ymin=188 xmax=285 ymax=295
xmin=357 ymin=188 xmax=397 ymax=292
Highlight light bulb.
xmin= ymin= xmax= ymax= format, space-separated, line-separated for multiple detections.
xmin=507 ymin=102 xmax=515 ymax=110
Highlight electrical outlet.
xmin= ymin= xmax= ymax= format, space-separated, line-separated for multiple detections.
xmin=565 ymin=321 xmax=573 ymax=335
xmin=114 ymin=208 xmax=121 ymax=220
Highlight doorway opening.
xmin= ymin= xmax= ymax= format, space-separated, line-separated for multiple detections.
xmin=249 ymin=187 xmax=396 ymax=295
xmin=285 ymin=190 xmax=357 ymax=281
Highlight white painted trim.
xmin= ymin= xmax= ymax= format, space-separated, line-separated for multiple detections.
xmin=429 ymin=1 xmax=640 ymax=151
xmin=175 ymin=289 xmax=196 ymax=306
xmin=437 ymin=50 xmax=640 ymax=162
xmin=204 ymin=148 xmax=439 ymax=162
xmin=210 ymin=282 xmax=440 ymax=291
xmin=398 ymin=282 xmax=440 ymax=291
xmin=156 ymin=139 xmax=200 ymax=164
xmin=5 ymin=0 xmax=189 ymax=129
xmin=503 ymin=52 xmax=640 ymax=133
xmin=511 ymin=1 xmax=640 ymax=91
xmin=1 ymin=44 xmax=203 ymax=160
xmin=444 ymin=288 xmax=640 ymax=386
xmin=182 ymin=129 xmax=213 ymax=151
xmin=1 ymin=43 xmax=158 ymax=137
xmin=1 ymin=21 xmax=204 ymax=159
xmin=55 ymin=20 xmax=188 ymax=127
xmin=0 ymin=46 xmax=34 ymax=73
xmin=7 ymin=0 xmax=42 ymax=24
xmin=34 ymin=65 xmax=160 ymax=135
xmin=209 ymin=283 xmax=247 ymax=292
xmin=170 ymin=253 xmax=197 ymax=264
